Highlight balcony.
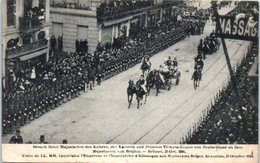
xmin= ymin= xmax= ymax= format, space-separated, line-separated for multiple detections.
xmin=19 ymin=17 xmax=45 ymax=33
xmin=51 ymin=2 xmax=91 ymax=10
xmin=97 ymin=1 xmax=154 ymax=21
xmin=6 ymin=39 xmax=48 ymax=59
xmin=96 ymin=1 xmax=180 ymax=21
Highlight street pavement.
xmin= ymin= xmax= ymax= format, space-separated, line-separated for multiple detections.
xmin=2 ymin=4 xmax=251 ymax=144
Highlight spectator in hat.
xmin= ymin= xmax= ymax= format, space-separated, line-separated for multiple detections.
xmin=9 ymin=129 xmax=23 ymax=144
xmin=38 ymin=135 xmax=48 ymax=144
xmin=62 ymin=139 xmax=68 ymax=144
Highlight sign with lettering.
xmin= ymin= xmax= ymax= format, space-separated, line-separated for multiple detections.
xmin=215 ymin=14 xmax=258 ymax=41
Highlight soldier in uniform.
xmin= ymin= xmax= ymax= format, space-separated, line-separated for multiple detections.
xmin=23 ymin=99 xmax=30 ymax=124
xmin=49 ymin=87 xmax=55 ymax=109
xmin=88 ymin=66 xmax=95 ymax=90
xmin=96 ymin=65 xmax=103 ymax=85
xmin=38 ymin=135 xmax=48 ymax=144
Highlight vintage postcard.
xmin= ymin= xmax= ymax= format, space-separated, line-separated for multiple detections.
xmin=1 ymin=0 xmax=258 ymax=162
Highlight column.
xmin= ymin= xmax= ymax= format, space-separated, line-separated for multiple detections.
xmin=45 ymin=0 xmax=50 ymax=23
xmin=98 ymin=24 xmax=102 ymax=42
xmin=126 ymin=20 xmax=130 ymax=37
xmin=160 ymin=8 xmax=163 ymax=21
xmin=145 ymin=13 xmax=148 ymax=27
xmin=111 ymin=25 xmax=115 ymax=43
xmin=115 ymin=24 xmax=118 ymax=38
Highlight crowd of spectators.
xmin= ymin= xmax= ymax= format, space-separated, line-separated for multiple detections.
xmin=97 ymin=0 xmax=155 ymax=21
xmin=184 ymin=1 xmax=258 ymax=144
xmin=21 ymin=2 xmax=46 ymax=29
xmin=75 ymin=39 xmax=88 ymax=54
xmin=187 ymin=43 xmax=258 ymax=144
xmin=2 ymin=18 xmax=206 ymax=136
xmin=226 ymin=1 xmax=258 ymax=18
xmin=2 ymin=2 xmax=210 ymax=140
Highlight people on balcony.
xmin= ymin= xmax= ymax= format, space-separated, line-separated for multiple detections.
xmin=21 ymin=5 xmax=46 ymax=30
xmin=50 ymin=1 xmax=91 ymax=10
xmin=97 ymin=0 xmax=154 ymax=20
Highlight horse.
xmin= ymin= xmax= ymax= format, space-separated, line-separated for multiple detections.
xmin=127 ymin=80 xmax=136 ymax=108
xmin=135 ymin=83 xmax=148 ymax=109
xmin=127 ymin=80 xmax=147 ymax=109
xmin=191 ymin=69 xmax=202 ymax=90
xmin=146 ymin=70 xmax=164 ymax=96
xmin=146 ymin=70 xmax=155 ymax=95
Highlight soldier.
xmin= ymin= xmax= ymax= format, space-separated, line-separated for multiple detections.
xmin=38 ymin=135 xmax=48 ymax=144
xmin=34 ymin=90 xmax=40 ymax=117
xmin=54 ymin=84 xmax=60 ymax=106
xmin=27 ymin=95 xmax=33 ymax=121
xmin=50 ymin=35 xmax=57 ymax=55
xmin=23 ymin=100 xmax=30 ymax=124
xmin=49 ymin=87 xmax=55 ymax=109
xmin=88 ymin=66 xmax=95 ymax=90
xmin=96 ymin=65 xmax=103 ymax=85
xmin=194 ymin=56 xmax=204 ymax=72
xmin=197 ymin=39 xmax=203 ymax=56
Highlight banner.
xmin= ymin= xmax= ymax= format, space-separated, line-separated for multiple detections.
xmin=215 ymin=14 xmax=258 ymax=41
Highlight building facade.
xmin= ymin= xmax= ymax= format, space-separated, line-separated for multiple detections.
xmin=50 ymin=0 xmax=181 ymax=53
xmin=2 ymin=0 xmax=50 ymax=89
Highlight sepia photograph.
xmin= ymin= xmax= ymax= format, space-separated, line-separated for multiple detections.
xmin=1 ymin=0 xmax=258 ymax=148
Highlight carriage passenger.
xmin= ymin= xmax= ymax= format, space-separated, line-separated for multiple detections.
xmin=172 ymin=57 xmax=178 ymax=67
xmin=164 ymin=56 xmax=172 ymax=67
xmin=209 ymin=30 xmax=216 ymax=38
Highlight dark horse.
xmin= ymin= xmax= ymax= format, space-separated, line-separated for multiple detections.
xmin=146 ymin=70 xmax=165 ymax=96
xmin=127 ymin=80 xmax=147 ymax=109
xmin=191 ymin=69 xmax=202 ymax=90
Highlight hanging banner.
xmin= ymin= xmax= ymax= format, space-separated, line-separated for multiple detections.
xmin=215 ymin=13 xmax=258 ymax=41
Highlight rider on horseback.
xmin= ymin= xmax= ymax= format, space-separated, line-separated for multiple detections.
xmin=194 ymin=56 xmax=204 ymax=72
xmin=141 ymin=56 xmax=151 ymax=74
xmin=136 ymin=74 xmax=147 ymax=94
xmin=192 ymin=68 xmax=202 ymax=81
xmin=197 ymin=39 xmax=203 ymax=56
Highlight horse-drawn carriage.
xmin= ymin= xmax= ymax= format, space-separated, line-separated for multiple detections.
xmin=146 ymin=65 xmax=181 ymax=96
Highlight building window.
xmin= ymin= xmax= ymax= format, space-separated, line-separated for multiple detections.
xmin=7 ymin=0 xmax=16 ymax=26
xmin=39 ymin=0 xmax=46 ymax=9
